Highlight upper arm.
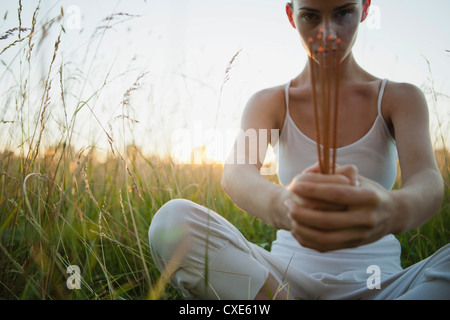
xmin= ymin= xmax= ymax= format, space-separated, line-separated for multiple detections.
xmin=224 ymin=87 xmax=285 ymax=171
xmin=388 ymin=82 xmax=439 ymax=183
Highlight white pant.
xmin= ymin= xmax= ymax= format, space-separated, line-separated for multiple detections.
xmin=148 ymin=199 xmax=450 ymax=300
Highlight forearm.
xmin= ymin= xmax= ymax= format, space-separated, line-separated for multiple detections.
xmin=390 ymin=168 xmax=444 ymax=234
xmin=222 ymin=164 xmax=290 ymax=230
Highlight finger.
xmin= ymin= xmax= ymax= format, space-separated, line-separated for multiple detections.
xmin=302 ymin=163 xmax=359 ymax=185
xmin=287 ymin=201 xmax=372 ymax=230
xmin=302 ymin=162 xmax=321 ymax=173
xmin=285 ymin=195 xmax=346 ymax=213
xmin=334 ymin=164 xmax=359 ymax=186
xmin=287 ymin=193 xmax=342 ymax=215
xmin=293 ymin=182 xmax=379 ymax=206
xmin=291 ymin=172 xmax=351 ymax=190
xmin=291 ymin=223 xmax=369 ymax=252
xmin=301 ymin=198 xmax=347 ymax=211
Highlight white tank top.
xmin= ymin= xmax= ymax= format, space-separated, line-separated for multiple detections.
xmin=273 ymin=78 xmax=398 ymax=190
xmin=270 ymin=79 xmax=402 ymax=275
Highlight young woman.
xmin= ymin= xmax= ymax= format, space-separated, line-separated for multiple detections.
xmin=148 ymin=0 xmax=450 ymax=299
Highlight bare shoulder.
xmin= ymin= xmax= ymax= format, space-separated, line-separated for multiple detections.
xmin=241 ymin=84 xmax=287 ymax=130
xmin=384 ymin=81 xmax=428 ymax=117
xmin=383 ymin=80 xmax=430 ymax=140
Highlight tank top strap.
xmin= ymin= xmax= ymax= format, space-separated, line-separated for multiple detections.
xmin=377 ymin=78 xmax=388 ymax=117
xmin=284 ymin=80 xmax=292 ymax=116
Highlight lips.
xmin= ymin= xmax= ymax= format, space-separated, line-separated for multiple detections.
xmin=314 ymin=50 xmax=338 ymax=58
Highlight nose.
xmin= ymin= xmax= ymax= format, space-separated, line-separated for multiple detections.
xmin=320 ymin=19 xmax=337 ymax=41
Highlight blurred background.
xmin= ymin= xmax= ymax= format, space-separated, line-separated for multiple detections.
xmin=1 ymin=0 xmax=449 ymax=163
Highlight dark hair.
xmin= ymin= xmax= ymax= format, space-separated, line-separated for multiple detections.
xmin=289 ymin=0 xmax=366 ymax=6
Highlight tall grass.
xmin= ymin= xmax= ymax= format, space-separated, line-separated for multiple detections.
xmin=0 ymin=148 xmax=277 ymax=299
xmin=0 ymin=1 xmax=448 ymax=300
xmin=0 ymin=2 xmax=273 ymax=299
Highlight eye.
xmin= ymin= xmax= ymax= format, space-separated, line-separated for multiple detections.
xmin=301 ymin=12 xmax=320 ymax=22
xmin=335 ymin=9 xmax=353 ymax=18
xmin=301 ymin=13 xmax=320 ymax=22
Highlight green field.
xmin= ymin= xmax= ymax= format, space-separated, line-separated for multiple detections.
xmin=0 ymin=149 xmax=449 ymax=299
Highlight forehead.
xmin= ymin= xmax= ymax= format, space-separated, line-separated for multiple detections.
xmin=293 ymin=0 xmax=362 ymax=8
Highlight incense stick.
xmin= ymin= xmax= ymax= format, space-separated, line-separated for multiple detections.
xmin=308 ymin=31 xmax=341 ymax=174
xmin=318 ymin=33 xmax=327 ymax=173
xmin=308 ymin=37 xmax=323 ymax=173
xmin=332 ymin=38 xmax=341 ymax=174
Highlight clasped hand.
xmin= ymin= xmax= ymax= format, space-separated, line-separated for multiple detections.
xmin=284 ymin=163 xmax=394 ymax=252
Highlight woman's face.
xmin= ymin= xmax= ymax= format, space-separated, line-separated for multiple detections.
xmin=288 ymin=0 xmax=365 ymax=64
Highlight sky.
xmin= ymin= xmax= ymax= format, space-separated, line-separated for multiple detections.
xmin=1 ymin=0 xmax=450 ymax=163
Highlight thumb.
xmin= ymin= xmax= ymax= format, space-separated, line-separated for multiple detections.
xmin=302 ymin=162 xmax=321 ymax=174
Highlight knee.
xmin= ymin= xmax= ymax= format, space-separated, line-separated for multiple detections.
xmin=150 ymin=199 xmax=197 ymax=230
xmin=148 ymin=199 xmax=198 ymax=252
